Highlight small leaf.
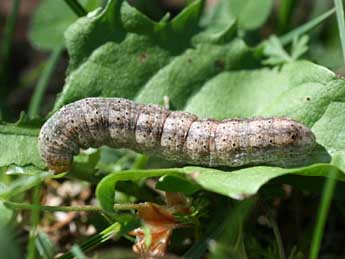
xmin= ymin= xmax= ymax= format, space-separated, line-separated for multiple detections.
xmin=263 ymin=35 xmax=309 ymax=65
xmin=263 ymin=36 xmax=291 ymax=65
xmin=291 ymin=35 xmax=309 ymax=60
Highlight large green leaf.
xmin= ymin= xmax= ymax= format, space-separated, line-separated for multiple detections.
xmin=54 ymin=0 xmax=204 ymax=108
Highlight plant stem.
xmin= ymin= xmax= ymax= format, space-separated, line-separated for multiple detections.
xmin=28 ymin=44 xmax=64 ymax=118
xmin=63 ymin=0 xmax=87 ymax=17
xmin=279 ymin=7 xmax=335 ymax=45
xmin=26 ymin=184 xmax=42 ymax=259
xmin=334 ymin=0 xmax=345 ymax=65
xmin=309 ymin=168 xmax=338 ymax=259
xmin=5 ymin=201 xmax=148 ymax=212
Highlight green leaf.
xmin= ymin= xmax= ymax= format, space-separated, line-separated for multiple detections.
xmin=29 ymin=0 xmax=101 ymax=50
xmin=312 ymin=102 xmax=345 ymax=171
xmin=136 ymin=39 xmax=256 ymax=110
xmin=182 ymin=165 xmax=345 ymax=200
xmin=0 ymin=122 xmax=44 ymax=168
xmin=263 ymin=35 xmax=309 ymax=65
xmin=53 ymin=0 xmax=206 ymax=109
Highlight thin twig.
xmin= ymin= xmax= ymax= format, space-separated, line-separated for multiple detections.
xmin=5 ymin=201 xmax=148 ymax=212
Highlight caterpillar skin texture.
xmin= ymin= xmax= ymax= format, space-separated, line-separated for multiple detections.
xmin=38 ymin=97 xmax=316 ymax=173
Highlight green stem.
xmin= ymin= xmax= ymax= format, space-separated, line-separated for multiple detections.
xmin=63 ymin=0 xmax=87 ymax=17
xmin=26 ymin=184 xmax=42 ymax=259
xmin=309 ymin=168 xmax=338 ymax=259
xmin=279 ymin=7 xmax=336 ymax=45
xmin=334 ymin=0 xmax=345 ymax=65
xmin=28 ymin=44 xmax=64 ymax=118
xmin=5 ymin=201 xmax=147 ymax=212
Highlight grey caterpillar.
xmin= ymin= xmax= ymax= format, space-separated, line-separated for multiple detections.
xmin=38 ymin=97 xmax=316 ymax=173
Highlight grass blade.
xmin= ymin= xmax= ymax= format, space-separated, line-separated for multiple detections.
xmin=279 ymin=7 xmax=335 ymax=45
xmin=56 ymin=222 xmax=122 ymax=259
xmin=309 ymin=168 xmax=338 ymax=259
xmin=28 ymin=44 xmax=64 ymax=118
xmin=334 ymin=0 xmax=345 ymax=65
xmin=26 ymin=184 xmax=43 ymax=259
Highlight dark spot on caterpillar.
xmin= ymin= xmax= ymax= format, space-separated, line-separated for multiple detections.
xmin=38 ymin=97 xmax=316 ymax=173
xmin=306 ymin=97 xmax=311 ymax=101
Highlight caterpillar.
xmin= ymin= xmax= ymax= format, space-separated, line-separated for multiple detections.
xmin=38 ymin=97 xmax=316 ymax=173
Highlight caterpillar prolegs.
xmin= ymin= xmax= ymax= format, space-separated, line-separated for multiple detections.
xmin=38 ymin=97 xmax=316 ymax=173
